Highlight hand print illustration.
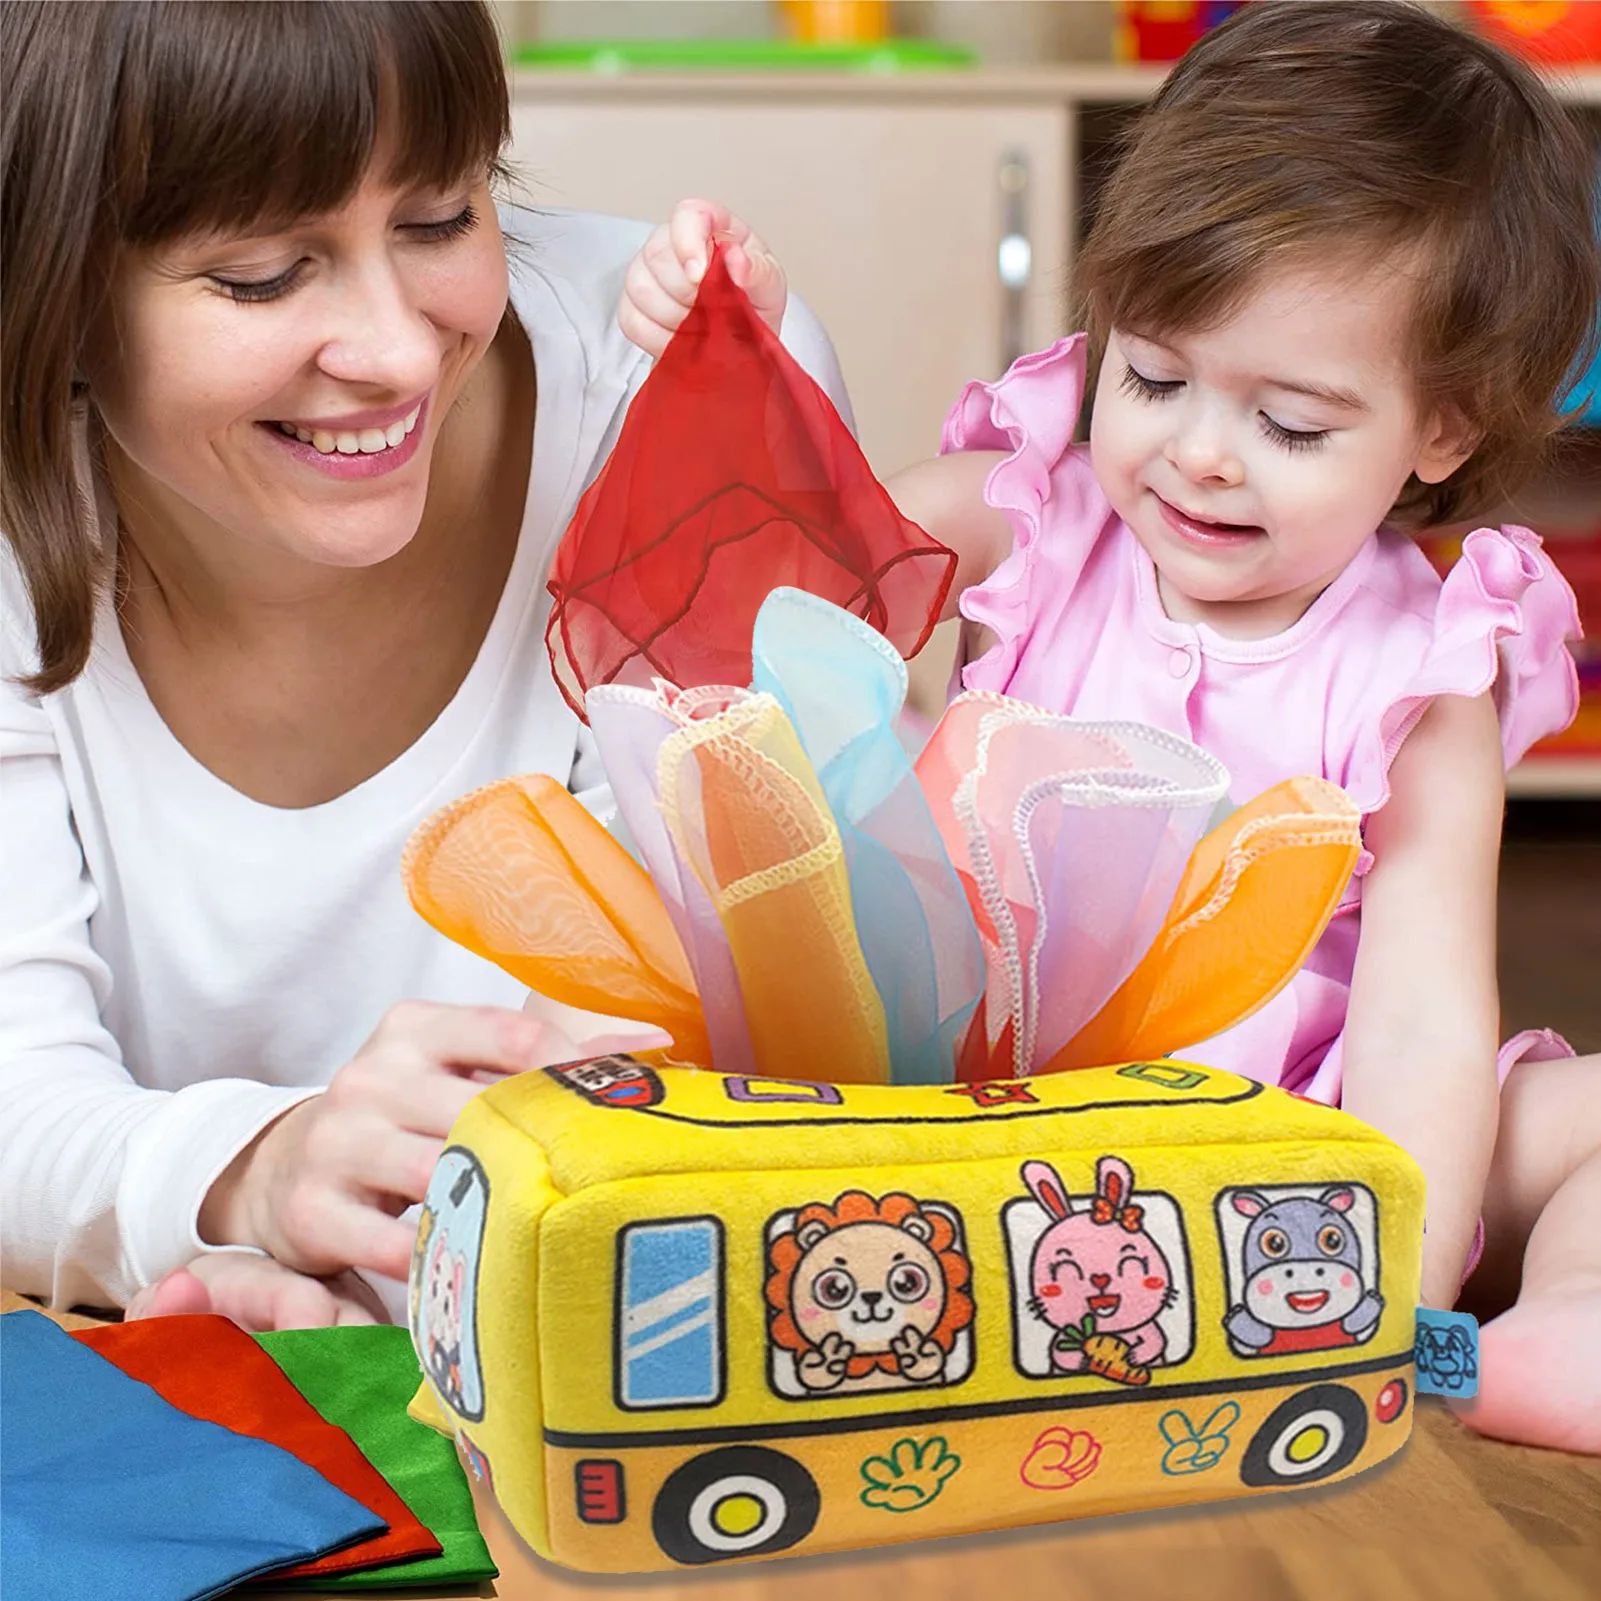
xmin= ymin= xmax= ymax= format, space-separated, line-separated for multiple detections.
xmin=1019 ymin=1427 xmax=1103 ymax=1490
xmin=1158 ymin=1403 xmax=1240 ymax=1475
xmin=859 ymin=1437 xmax=961 ymax=1512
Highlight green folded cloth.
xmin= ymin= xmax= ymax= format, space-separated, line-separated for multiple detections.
xmin=256 ymin=1327 xmax=496 ymax=1591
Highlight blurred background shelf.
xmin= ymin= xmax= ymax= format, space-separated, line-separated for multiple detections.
xmin=1508 ymin=758 xmax=1601 ymax=797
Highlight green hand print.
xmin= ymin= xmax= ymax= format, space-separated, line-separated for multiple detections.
xmin=859 ymin=1436 xmax=962 ymax=1512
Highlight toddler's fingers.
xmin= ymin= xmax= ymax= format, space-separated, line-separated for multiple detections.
xmin=722 ymin=238 xmax=787 ymax=335
xmin=616 ymin=297 xmax=669 ymax=360
xmin=642 ymin=223 xmax=699 ymax=305
xmin=620 ymin=257 xmax=695 ymax=348
xmin=669 ymin=197 xmax=734 ymax=284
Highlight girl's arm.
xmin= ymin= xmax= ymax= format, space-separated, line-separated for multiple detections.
xmin=1341 ymin=688 xmax=1505 ymax=1309
xmin=886 ymin=452 xmax=1016 ymax=623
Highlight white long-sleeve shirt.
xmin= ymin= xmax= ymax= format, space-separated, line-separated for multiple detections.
xmin=0 ymin=207 xmax=852 ymax=1312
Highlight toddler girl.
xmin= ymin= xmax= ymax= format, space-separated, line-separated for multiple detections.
xmin=624 ymin=1 xmax=1601 ymax=1451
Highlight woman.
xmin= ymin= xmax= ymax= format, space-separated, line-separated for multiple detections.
xmin=0 ymin=0 xmax=844 ymax=1329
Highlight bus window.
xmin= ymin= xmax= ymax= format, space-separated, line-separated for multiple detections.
xmin=616 ymin=1217 xmax=726 ymax=1410
xmin=764 ymin=1191 xmax=975 ymax=1399
xmin=1216 ymin=1183 xmax=1383 ymax=1359
xmin=1003 ymin=1155 xmax=1195 ymax=1385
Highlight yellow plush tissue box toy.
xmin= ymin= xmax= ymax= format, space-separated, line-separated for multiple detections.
xmin=407 ymin=1055 xmax=1423 ymax=1572
xmin=398 ymin=579 xmax=1431 ymax=1572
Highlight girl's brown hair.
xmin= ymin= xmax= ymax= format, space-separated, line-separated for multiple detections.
xmin=1 ymin=1 xmax=511 ymax=693
xmin=1075 ymin=0 xmax=1600 ymax=530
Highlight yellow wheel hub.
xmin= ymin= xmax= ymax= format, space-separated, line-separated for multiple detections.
xmin=710 ymin=1493 xmax=767 ymax=1537
xmin=1286 ymin=1425 xmax=1330 ymax=1463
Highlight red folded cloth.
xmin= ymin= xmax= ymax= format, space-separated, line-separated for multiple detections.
xmin=545 ymin=246 xmax=955 ymax=716
xmin=75 ymin=1315 xmax=441 ymax=1580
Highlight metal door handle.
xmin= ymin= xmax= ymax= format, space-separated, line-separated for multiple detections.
xmin=998 ymin=149 xmax=1032 ymax=373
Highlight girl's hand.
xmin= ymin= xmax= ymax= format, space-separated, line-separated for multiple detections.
xmin=197 ymin=1001 xmax=669 ymax=1285
xmin=125 ymin=1257 xmax=388 ymax=1330
xmin=619 ymin=198 xmax=787 ymax=358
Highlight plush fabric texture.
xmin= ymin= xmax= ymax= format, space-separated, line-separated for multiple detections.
xmin=255 ymin=1326 xmax=496 ymax=1590
xmin=74 ymin=1315 xmax=439 ymax=1579
xmin=1 ymin=1311 xmax=382 ymax=1601
xmin=409 ymin=1059 xmax=1425 ymax=1573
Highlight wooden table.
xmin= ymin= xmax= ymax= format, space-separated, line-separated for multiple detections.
xmin=9 ymin=1293 xmax=1598 ymax=1601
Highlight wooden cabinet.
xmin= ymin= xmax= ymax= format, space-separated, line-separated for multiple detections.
xmin=509 ymin=72 xmax=1076 ymax=477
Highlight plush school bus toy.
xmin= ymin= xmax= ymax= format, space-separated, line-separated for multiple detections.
xmin=409 ymin=1055 xmax=1422 ymax=1572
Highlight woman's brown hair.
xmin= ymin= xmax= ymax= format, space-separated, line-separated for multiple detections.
xmin=1075 ymin=0 xmax=1601 ymax=530
xmin=1 ymin=1 xmax=511 ymax=693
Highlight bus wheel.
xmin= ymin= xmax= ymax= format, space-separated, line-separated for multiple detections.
xmin=1240 ymin=1384 xmax=1368 ymax=1488
xmin=652 ymin=1446 xmax=821 ymax=1565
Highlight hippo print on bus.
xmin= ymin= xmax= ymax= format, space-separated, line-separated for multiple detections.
xmin=1216 ymin=1184 xmax=1384 ymax=1359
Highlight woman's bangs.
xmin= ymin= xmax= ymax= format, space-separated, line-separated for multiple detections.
xmin=114 ymin=1 xmax=508 ymax=248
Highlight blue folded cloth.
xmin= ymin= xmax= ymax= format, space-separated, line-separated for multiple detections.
xmin=1 ymin=1311 xmax=385 ymax=1601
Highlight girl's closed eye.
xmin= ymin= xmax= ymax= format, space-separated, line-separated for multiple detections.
xmin=1121 ymin=363 xmax=1183 ymax=402
xmin=1259 ymin=414 xmax=1330 ymax=453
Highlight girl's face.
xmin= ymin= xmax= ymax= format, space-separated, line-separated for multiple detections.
xmin=84 ymin=159 xmax=508 ymax=572
xmin=1089 ymin=256 xmax=1472 ymax=636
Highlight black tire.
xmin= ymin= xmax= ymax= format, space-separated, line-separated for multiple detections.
xmin=1240 ymin=1384 xmax=1368 ymax=1487
xmin=652 ymin=1445 xmax=821 ymax=1565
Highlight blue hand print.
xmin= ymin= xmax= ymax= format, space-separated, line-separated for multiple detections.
xmin=1158 ymin=1402 xmax=1241 ymax=1474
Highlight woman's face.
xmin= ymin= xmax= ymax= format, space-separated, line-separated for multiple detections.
xmin=85 ymin=161 xmax=509 ymax=572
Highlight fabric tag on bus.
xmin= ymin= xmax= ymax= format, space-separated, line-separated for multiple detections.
xmin=1413 ymin=1307 xmax=1479 ymax=1398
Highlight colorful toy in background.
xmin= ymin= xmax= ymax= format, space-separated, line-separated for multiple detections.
xmin=1464 ymin=1 xmax=1601 ymax=64
xmin=1571 ymin=326 xmax=1601 ymax=426
xmin=776 ymin=0 xmax=889 ymax=44
xmin=403 ymin=1057 xmax=1426 ymax=1572
xmin=1115 ymin=1 xmax=1246 ymax=62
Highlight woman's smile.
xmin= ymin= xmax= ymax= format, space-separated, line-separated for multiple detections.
xmin=264 ymin=395 xmax=428 ymax=479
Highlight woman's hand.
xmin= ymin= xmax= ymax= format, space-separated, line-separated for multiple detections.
xmin=197 ymin=1001 xmax=669 ymax=1286
xmin=619 ymin=198 xmax=788 ymax=358
xmin=126 ymin=1256 xmax=388 ymax=1330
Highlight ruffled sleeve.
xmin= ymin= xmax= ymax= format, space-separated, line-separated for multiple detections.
xmin=1352 ymin=524 xmax=1581 ymax=818
xmin=941 ymin=334 xmax=1115 ymax=694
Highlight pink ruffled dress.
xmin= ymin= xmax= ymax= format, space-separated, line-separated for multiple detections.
xmin=945 ymin=335 xmax=1583 ymax=1105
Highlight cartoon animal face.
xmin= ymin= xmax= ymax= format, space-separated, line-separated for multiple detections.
xmin=1023 ymin=1157 xmax=1175 ymax=1338
xmin=1232 ymin=1188 xmax=1367 ymax=1328
xmin=791 ymin=1218 xmax=946 ymax=1353
xmin=426 ymin=1235 xmax=465 ymax=1348
xmin=766 ymin=1192 xmax=974 ymax=1376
